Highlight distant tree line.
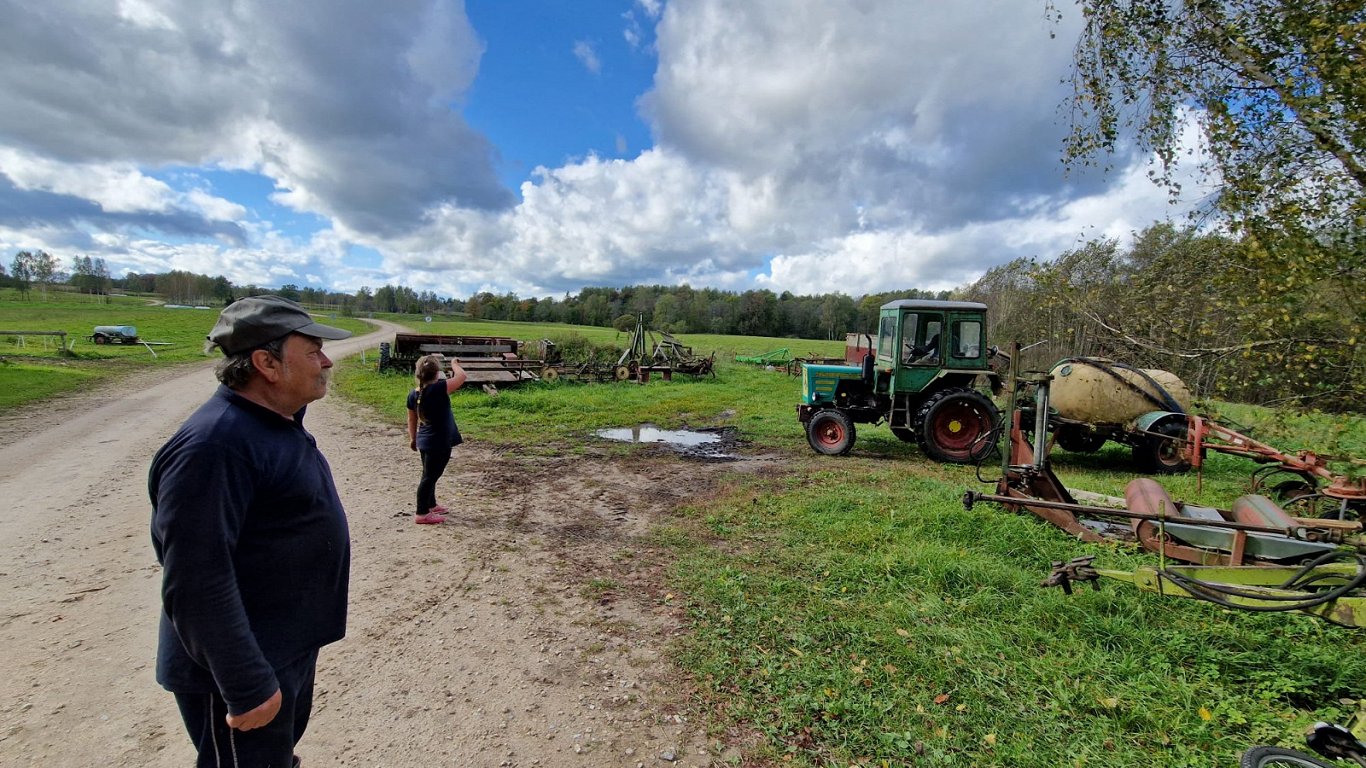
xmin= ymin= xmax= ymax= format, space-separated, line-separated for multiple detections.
xmin=5 ymin=221 xmax=1360 ymax=411
xmin=461 ymin=285 xmax=949 ymax=339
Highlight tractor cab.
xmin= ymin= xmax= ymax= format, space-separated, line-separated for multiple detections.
xmin=874 ymin=300 xmax=993 ymax=396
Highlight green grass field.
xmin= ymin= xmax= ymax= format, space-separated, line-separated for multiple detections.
xmin=0 ymin=289 xmax=373 ymax=407
xmin=5 ymin=296 xmax=1361 ymax=767
xmin=330 ymin=315 xmax=1364 ymax=768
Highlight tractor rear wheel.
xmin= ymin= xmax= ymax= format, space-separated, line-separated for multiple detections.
xmin=1133 ymin=420 xmax=1191 ymax=474
xmin=807 ymin=410 xmax=855 ymax=456
xmin=915 ymin=388 xmax=999 ymax=463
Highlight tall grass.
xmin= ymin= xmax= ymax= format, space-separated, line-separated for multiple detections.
xmin=667 ymin=465 xmax=1360 ymax=767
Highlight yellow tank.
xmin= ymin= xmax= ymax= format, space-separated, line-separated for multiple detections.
xmin=1048 ymin=358 xmax=1192 ymax=424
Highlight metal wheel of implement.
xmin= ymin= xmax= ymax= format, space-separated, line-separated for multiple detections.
xmin=1270 ymin=479 xmax=1316 ymax=503
xmin=807 ymin=409 xmax=855 ymax=456
xmin=1269 ymin=480 xmax=1331 ymax=517
xmin=1280 ymin=491 xmax=1363 ymax=522
xmin=1239 ymin=746 xmax=1338 ymax=768
xmin=540 ymin=367 xmax=559 ymax=382
xmin=613 ymin=365 xmax=631 ymax=381
xmin=914 ymin=388 xmax=999 ymax=464
xmin=1133 ymin=420 xmax=1191 ymax=474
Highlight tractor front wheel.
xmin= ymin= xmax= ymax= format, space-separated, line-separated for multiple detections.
xmin=915 ymin=388 xmax=999 ymax=463
xmin=807 ymin=410 xmax=856 ymax=456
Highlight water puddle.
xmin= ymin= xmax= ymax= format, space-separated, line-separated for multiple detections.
xmin=594 ymin=425 xmax=736 ymax=459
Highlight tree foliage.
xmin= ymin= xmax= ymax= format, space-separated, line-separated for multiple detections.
xmin=1052 ymin=0 xmax=1364 ymax=411
xmin=30 ymin=251 xmax=59 ymax=299
xmin=70 ymin=255 xmax=112 ymax=299
xmin=1057 ymin=0 xmax=1365 ymax=229
xmin=8 ymin=251 xmax=61 ymax=298
xmin=964 ymin=222 xmax=1362 ymax=411
xmin=10 ymin=252 xmax=35 ymax=297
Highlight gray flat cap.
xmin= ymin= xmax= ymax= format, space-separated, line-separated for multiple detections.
xmin=208 ymin=295 xmax=352 ymax=355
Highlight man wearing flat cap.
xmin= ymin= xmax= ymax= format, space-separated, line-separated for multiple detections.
xmin=149 ymin=295 xmax=353 ymax=767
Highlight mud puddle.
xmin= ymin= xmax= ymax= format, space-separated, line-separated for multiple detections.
xmin=594 ymin=425 xmax=738 ymax=459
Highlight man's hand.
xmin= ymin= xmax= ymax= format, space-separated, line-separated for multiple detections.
xmin=410 ymin=438 xmax=417 ymax=452
xmin=226 ymin=689 xmax=282 ymax=731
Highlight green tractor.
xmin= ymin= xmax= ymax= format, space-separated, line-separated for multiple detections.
xmin=797 ymin=299 xmax=1004 ymax=462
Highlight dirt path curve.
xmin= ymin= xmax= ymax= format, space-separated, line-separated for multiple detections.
xmin=0 ymin=320 xmax=766 ymax=767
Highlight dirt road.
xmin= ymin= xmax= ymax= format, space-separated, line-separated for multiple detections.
xmin=0 ymin=321 xmax=766 ymax=767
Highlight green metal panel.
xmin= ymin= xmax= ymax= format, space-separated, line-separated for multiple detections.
xmin=1096 ymin=565 xmax=1362 ymax=628
xmin=802 ymin=362 xmax=861 ymax=405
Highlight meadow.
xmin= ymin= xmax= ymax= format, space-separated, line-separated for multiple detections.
xmin=338 ymin=316 xmax=1365 ymax=768
xmin=0 ymin=289 xmax=373 ymax=407
xmin=4 ymin=294 xmax=1361 ymax=767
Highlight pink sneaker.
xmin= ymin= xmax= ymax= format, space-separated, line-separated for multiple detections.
xmin=431 ymin=505 xmax=450 ymax=514
xmin=415 ymin=512 xmax=446 ymax=525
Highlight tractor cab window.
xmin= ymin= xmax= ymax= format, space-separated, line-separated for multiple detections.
xmin=907 ymin=316 xmax=941 ymax=366
xmin=952 ymin=320 xmax=983 ymax=359
xmin=897 ymin=314 xmax=921 ymax=363
xmin=877 ymin=315 xmax=898 ymax=360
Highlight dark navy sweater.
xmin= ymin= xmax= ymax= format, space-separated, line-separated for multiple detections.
xmin=149 ymin=385 xmax=349 ymax=714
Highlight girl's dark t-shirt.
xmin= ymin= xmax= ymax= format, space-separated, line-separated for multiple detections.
xmin=406 ymin=380 xmax=459 ymax=451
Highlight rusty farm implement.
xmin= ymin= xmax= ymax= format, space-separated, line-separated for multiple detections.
xmin=963 ymin=350 xmax=1365 ymax=627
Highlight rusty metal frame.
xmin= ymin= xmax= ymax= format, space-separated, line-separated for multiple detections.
xmin=975 ymin=343 xmax=1362 ymax=566
xmin=1186 ymin=414 xmax=1366 ymax=508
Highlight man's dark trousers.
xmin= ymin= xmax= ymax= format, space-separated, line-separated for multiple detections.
xmin=173 ymin=649 xmax=317 ymax=768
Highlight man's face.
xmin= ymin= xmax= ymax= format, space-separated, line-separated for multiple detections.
xmin=276 ymin=333 xmax=333 ymax=406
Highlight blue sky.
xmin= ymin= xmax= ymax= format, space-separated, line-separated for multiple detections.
xmin=463 ymin=2 xmax=657 ymax=189
xmin=0 ymin=0 xmax=1202 ymax=300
